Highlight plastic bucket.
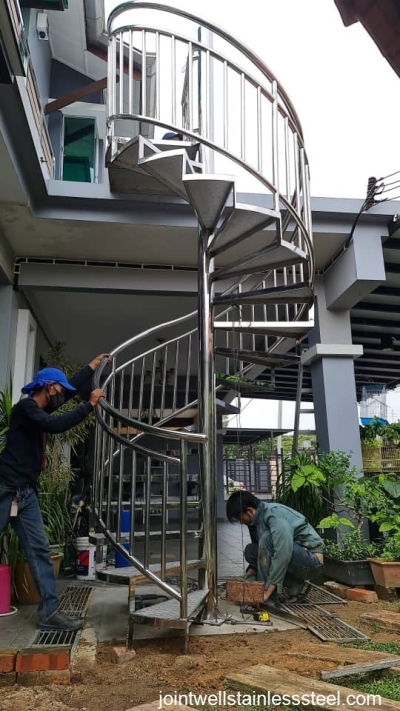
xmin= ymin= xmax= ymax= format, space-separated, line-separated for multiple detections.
xmin=76 ymin=537 xmax=96 ymax=580
xmin=0 ymin=565 xmax=11 ymax=614
xmin=115 ymin=542 xmax=131 ymax=568
xmin=120 ymin=510 xmax=131 ymax=533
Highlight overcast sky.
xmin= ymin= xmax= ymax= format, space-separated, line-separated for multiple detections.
xmin=106 ymin=0 xmax=400 ymax=429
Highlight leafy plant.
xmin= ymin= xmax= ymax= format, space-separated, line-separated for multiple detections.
xmin=275 ymin=451 xmax=328 ymax=528
xmin=322 ymin=529 xmax=380 ymax=561
xmin=380 ymin=535 xmax=400 ymax=562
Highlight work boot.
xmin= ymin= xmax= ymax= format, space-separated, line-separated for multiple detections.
xmin=38 ymin=610 xmax=83 ymax=631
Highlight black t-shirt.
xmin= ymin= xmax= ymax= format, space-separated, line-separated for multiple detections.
xmin=0 ymin=366 xmax=94 ymax=490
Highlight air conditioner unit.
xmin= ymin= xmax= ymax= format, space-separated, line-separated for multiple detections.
xmin=36 ymin=12 xmax=49 ymax=41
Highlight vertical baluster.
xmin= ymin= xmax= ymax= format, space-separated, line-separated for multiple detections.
xmin=251 ymin=304 xmax=255 ymax=352
xmin=149 ymin=351 xmax=156 ymax=425
xmin=283 ymin=267 xmax=289 ymax=322
xmin=262 ymin=278 xmax=268 ymax=352
xmin=271 ymin=80 xmax=280 ymax=213
xmin=185 ymin=334 xmax=192 ymax=406
xmin=93 ymin=422 xmax=101 ymax=515
xmin=161 ymin=461 xmax=168 ymax=580
xmin=129 ymin=450 xmax=136 ymax=559
xmin=293 ymin=131 xmax=300 ymax=224
xmin=106 ymin=360 xmax=116 ymax=530
xmin=138 ymin=357 xmax=145 ymax=422
xmin=188 ymin=41 xmax=193 ymax=130
xmin=180 ymin=440 xmax=188 ymax=622
xmin=223 ymin=61 xmax=228 ymax=150
xmin=240 ymin=73 xmax=245 ymax=160
xmin=238 ymin=292 xmax=243 ymax=371
xmin=128 ymin=362 xmax=135 ymax=419
xmin=99 ymin=419 xmax=107 ymax=525
xmin=171 ymin=35 xmax=176 ymax=126
xmin=225 ymin=311 xmax=229 ymax=372
xmin=205 ymin=49 xmax=210 ymax=140
xmin=156 ymin=31 xmax=160 ymax=120
xmin=173 ymin=341 xmax=179 ymax=413
xmin=108 ymin=34 xmax=116 ymax=119
xmin=128 ymin=29 xmax=133 ymax=115
xmin=257 ymin=86 xmax=262 ymax=173
xmin=284 ymin=117 xmax=291 ymax=201
xmin=273 ymin=270 xmax=279 ymax=322
xmin=116 ymin=368 xmax=125 ymax=543
xmin=119 ymin=31 xmax=124 ymax=114
xmin=144 ymin=456 xmax=152 ymax=569
xmin=160 ymin=345 xmax=168 ymax=420
xmin=141 ymin=30 xmax=147 ymax=117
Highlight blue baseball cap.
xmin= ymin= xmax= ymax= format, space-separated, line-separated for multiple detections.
xmin=162 ymin=131 xmax=183 ymax=140
xmin=21 ymin=367 xmax=76 ymax=395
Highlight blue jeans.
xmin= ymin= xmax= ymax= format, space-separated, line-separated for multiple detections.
xmin=245 ymin=530 xmax=323 ymax=598
xmin=0 ymin=484 xmax=59 ymax=621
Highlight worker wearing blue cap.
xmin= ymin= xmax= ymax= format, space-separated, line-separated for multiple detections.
xmin=0 ymin=354 xmax=107 ymax=631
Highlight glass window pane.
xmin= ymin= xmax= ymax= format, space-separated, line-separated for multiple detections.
xmin=63 ymin=117 xmax=95 ymax=183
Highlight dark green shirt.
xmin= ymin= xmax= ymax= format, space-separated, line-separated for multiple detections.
xmin=250 ymin=501 xmax=324 ymax=592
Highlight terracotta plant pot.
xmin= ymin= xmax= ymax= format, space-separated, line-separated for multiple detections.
xmin=13 ymin=553 xmax=64 ymax=605
xmin=367 ymin=557 xmax=400 ymax=588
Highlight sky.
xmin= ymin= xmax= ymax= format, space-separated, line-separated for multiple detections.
xmin=106 ymin=0 xmax=400 ymax=430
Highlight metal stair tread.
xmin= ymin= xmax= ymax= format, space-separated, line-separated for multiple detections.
xmin=210 ymin=203 xmax=281 ymax=256
xmin=130 ymin=589 xmax=208 ymax=621
xmin=213 ymin=283 xmax=313 ymax=306
xmin=139 ymin=148 xmax=195 ymax=200
xmin=97 ymin=559 xmax=204 ymax=584
xmin=214 ymin=321 xmax=313 ymax=337
xmin=213 ymin=242 xmax=309 ymax=279
xmin=152 ymin=139 xmax=200 ymax=161
xmin=183 ymin=174 xmax=234 ymax=230
xmin=107 ymin=135 xmax=160 ymax=170
xmin=214 ymin=346 xmax=300 ymax=368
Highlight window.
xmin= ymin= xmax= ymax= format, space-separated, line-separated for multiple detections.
xmin=62 ymin=117 xmax=96 ymax=183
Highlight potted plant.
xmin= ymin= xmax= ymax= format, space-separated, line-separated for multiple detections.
xmin=320 ymin=517 xmax=379 ymax=586
xmin=367 ymin=483 xmax=400 ymax=588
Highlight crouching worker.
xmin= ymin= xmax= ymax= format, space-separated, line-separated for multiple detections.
xmin=0 ymin=354 xmax=108 ymax=631
xmin=227 ymin=491 xmax=324 ymax=606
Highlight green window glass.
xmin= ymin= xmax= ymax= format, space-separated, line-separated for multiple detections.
xmin=62 ymin=117 xmax=96 ymax=183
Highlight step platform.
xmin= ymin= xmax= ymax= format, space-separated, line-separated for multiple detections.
xmin=130 ymin=589 xmax=209 ymax=629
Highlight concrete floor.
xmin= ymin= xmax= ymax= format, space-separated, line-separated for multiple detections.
xmin=0 ymin=522 xmax=297 ymax=648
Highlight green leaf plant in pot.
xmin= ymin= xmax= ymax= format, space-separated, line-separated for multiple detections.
xmin=368 ymin=478 xmax=400 ymax=588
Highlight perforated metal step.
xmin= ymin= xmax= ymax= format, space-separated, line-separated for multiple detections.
xmin=305 ymin=582 xmax=346 ymax=605
xmin=131 ymin=589 xmax=208 ymax=625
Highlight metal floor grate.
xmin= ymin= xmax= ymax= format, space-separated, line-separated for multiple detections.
xmin=31 ymin=629 xmax=78 ymax=647
xmin=59 ymin=585 xmax=95 ymax=617
xmin=277 ymin=603 xmax=369 ymax=642
xmin=304 ymin=583 xmax=346 ymax=605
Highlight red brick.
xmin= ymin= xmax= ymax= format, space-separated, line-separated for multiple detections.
xmin=347 ymin=588 xmax=378 ymax=603
xmin=323 ymin=581 xmax=350 ymax=600
xmin=17 ymin=669 xmax=71 ymax=686
xmin=0 ymin=672 xmax=17 ymax=687
xmin=16 ymin=647 xmax=70 ymax=673
xmin=226 ymin=580 xmax=264 ymax=604
xmin=0 ymin=649 xmax=18 ymax=673
xmin=109 ymin=646 xmax=137 ymax=664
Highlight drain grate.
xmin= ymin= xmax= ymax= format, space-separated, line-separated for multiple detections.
xmin=31 ymin=629 xmax=79 ymax=647
xmin=59 ymin=585 xmax=95 ymax=617
xmin=304 ymin=583 xmax=346 ymax=605
xmin=277 ymin=603 xmax=369 ymax=642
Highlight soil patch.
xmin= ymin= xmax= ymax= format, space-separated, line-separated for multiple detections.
xmin=0 ymin=599 xmax=399 ymax=711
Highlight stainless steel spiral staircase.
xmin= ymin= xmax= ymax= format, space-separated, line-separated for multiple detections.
xmin=92 ymin=1 xmax=314 ymax=648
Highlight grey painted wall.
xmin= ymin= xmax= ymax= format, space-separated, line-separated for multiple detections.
xmin=28 ymin=10 xmax=52 ymax=105
xmin=0 ymin=286 xmax=27 ymax=389
xmin=50 ymin=60 xmax=103 ymax=103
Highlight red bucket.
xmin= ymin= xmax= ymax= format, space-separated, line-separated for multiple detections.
xmin=0 ymin=564 xmax=11 ymax=614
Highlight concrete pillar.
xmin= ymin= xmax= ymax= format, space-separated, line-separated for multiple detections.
xmin=12 ymin=309 xmax=37 ymax=403
xmin=305 ymin=277 xmax=363 ymax=468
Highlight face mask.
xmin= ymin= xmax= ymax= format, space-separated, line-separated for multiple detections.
xmin=48 ymin=390 xmax=65 ymax=411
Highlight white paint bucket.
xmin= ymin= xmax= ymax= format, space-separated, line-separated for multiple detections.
xmin=75 ymin=537 xmax=96 ymax=581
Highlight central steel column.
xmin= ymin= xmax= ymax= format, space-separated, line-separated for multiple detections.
xmin=197 ymin=226 xmax=217 ymax=618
